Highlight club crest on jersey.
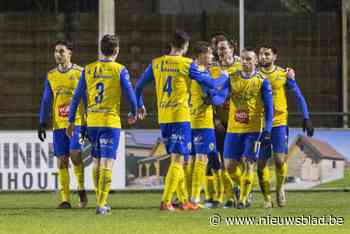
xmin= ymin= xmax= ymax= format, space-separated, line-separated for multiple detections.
xmin=209 ymin=143 xmax=215 ymax=151
xmin=187 ymin=142 xmax=192 ymax=151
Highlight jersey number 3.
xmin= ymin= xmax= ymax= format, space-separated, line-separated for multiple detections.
xmin=95 ymin=82 xmax=104 ymax=104
xmin=163 ymin=76 xmax=172 ymax=97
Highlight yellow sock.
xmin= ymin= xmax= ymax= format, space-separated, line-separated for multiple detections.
xmin=222 ymin=170 xmax=234 ymax=202
xmin=176 ymin=166 xmax=189 ymax=204
xmin=276 ymin=163 xmax=288 ymax=191
xmin=191 ymin=160 xmax=206 ymax=203
xmin=240 ymin=172 xmax=254 ymax=203
xmin=92 ymin=165 xmax=99 ymax=198
xmin=212 ymin=170 xmax=224 ymax=202
xmin=161 ymin=162 xmax=183 ymax=204
xmin=204 ymin=175 xmax=214 ymax=200
xmin=73 ymin=163 xmax=85 ymax=191
xmin=97 ymin=168 xmax=112 ymax=207
xmin=58 ymin=168 xmax=70 ymax=202
xmin=184 ymin=159 xmax=194 ymax=196
xmin=231 ymin=166 xmax=242 ymax=185
xmin=258 ymin=166 xmax=271 ymax=201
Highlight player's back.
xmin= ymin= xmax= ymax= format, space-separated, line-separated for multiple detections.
xmin=47 ymin=64 xmax=84 ymax=129
xmin=84 ymin=60 xmax=125 ymax=128
xmin=259 ymin=66 xmax=288 ymax=126
xmin=190 ymin=65 xmax=214 ymax=129
xmin=152 ymin=55 xmax=193 ymax=124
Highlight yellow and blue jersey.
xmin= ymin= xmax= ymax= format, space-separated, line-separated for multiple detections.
xmin=190 ymin=65 xmax=215 ymax=129
xmin=210 ymin=61 xmax=242 ymax=125
xmin=39 ymin=64 xmax=85 ymax=129
xmin=152 ymin=56 xmax=192 ymax=123
xmin=259 ymin=66 xmax=310 ymax=127
xmin=68 ymin=59 xmax=137 ymax=128
xmin=135 ymin=55 xmax=227 ymax=124
xmin=217 ymin=70 xmax=273 ymax=133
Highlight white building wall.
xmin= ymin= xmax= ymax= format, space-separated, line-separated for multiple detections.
xmin=320 ymin=159 xmax=345 ymax=182
xmin=301 ymin=157 xmax=320 ymax=181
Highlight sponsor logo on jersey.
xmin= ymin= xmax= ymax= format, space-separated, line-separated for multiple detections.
xmin=58 ymin=104 xmax=70 ymax=117
xmin=99 ymin=138 xmax=113 ymax=145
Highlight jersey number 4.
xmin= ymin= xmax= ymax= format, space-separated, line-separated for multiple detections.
xmin=163 ymin=76 xmax=172 ymax=97
xmin=95 ymin=82 xmax=104 ymax=104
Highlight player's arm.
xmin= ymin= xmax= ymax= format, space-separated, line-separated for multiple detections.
xmin=38 ymin=78 xmax=53 ymax=142
xmin=67 ymin=70 xmax=87 ymax=137
xmin=189 ymin=62 xmax=228 ymax=90
xmin=285 ymin=69 xmax=314 ymax=137
xmin=135 ymin=64 xmax=154 ymax=119
xmin=261 ymin=79 xmax=273 ymax=136
xmin=120 ymin=68 xmax=138 ymax=123
xmin=203 ymin=78 xmax=230 ymax=106
xmin=80 ymin=87 xmax=88 ymax=126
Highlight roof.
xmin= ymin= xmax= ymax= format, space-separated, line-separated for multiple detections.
xmin=296 ymin=135 xmax=345 ymax=161
xmin=125 ymin=131 xmax=155 ymax=149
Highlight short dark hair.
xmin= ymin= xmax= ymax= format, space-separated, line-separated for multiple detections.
xmin=211 ymin=31 xmax=227 ymax=39
xmin=54 ymin=39 xmax=74 ymax=51
xmin=193 ymin=41 xmax=211 ymax=57
xmin=215 ymin=35 xmax=235 ymax=49
xmin=100 ymin=34 xmax=120 ymax=56
xmin=259 ymin=44 xmax=278 ymax=54
xmin=242 ymin=46 xmax=255 ymax=53
xmin=171 ymin=30 xmax=190 ymax=49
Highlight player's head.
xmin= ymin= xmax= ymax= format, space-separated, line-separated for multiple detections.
xmin=215 ymin=35 xmax=235 ymax=64
xmin=210 ymin=32 xmax=226 ymax=59
xmin=258 ymin=44 xmax=277 ymax=68
xmin=241 ymin=47 xmax=258 ymax=73
xmin=170 ymin=30 xmax=190 ymax=55
xmin=193 ymin=41 xmax=213 ymax=66
xmin=54 ymin=39 xmax=73 ymax=65
xmin=100 ymin=34 xmax=120 ymax=59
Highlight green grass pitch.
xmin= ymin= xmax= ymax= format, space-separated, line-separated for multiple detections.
xmin=0 ymin=191 xmax=349 ymax=234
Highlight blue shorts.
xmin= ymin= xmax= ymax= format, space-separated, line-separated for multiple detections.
xmin=190 ymin=128 xmax=217 ymax=156
xmin=223 ymin=132 xmax=261 ymax=161
xmin=53 ymin=126 xmax=84 ymax=157
xmin=259 ymin=126 xmax=288 ymax=161
xmin=160 ymin=122 xmax=191 ymax=157
xmin=87 ymin=127 xmax=120 ymax=159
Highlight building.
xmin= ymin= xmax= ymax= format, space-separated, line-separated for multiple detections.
xmin=287 ymin=135 xmax=345 ymax=183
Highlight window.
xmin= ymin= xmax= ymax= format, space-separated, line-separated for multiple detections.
xmin=332 ymin=161 xmax=336 ymax=169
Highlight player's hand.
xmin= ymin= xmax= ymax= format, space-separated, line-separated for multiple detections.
xmin=260 ymin=130 xmax=272 ymax=145
xmin=222 ymin=53 xmax=232 ymax=66
xmin=66 ymin=122 xmax=75 ymax=138
xmin=286 ymin=67 xmax=295 ymax=79
xmin=37 ymin=123 xmax=47 ymax=142
xmin=302 ymin=119 xmax=314 ymax=137
xmin=202 ymin=94 xmax=212 ymax=105
xmin=128 ymin=112 xmax=137 ymax=125
xmin=138 ymin=106 xmax=147 ymax=120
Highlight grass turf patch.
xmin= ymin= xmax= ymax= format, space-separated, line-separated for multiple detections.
xmin=0 ymin=191 xmax=348 ymax=234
